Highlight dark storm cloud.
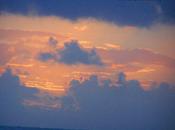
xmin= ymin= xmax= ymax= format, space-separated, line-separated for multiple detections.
xmin=1 ymin=0 xmax=175 ymax=26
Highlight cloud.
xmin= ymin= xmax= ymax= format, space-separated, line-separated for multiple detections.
xmin=0 ymin=25 xmax=174 ymax=91
xmin=158 ymin=1 xmax=175 ymax=24
xmin=0 ymin=7 xmax=175 ymax=130
xmin=0 ymin=0 xmax=172 ymax=26
xmin=48 ymin=36 xmax=58 ymax=48
xmin=0 ymin=68 xmax=38 ymax=104
xmin=61 ymin=72 xmax=175 ymax=130
xmin=0 ymin=68 xmax=39 ymax=124
xmin=59 ymin=40 xmax=103 ymax=65
xmin=38 ymin=52 xmax=54 ymax=61
xmin=38 ymin=40 xmax=103 ymax=65
xmin=37 ymin=37 xmax=58 ymax=61
xmin=0 ymin=44 xmax=13 ymax=66
xmin=37 ymin=37 xmax=57 ymax=61
xmin=0 ymin=69 xmax=175 ymax=130
xmin=1 ymin=14 xmax=175 ymax=58
xmin=98 ymin=48 xmax=175 ymax=68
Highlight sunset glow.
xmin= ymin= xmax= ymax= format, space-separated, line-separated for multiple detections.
xmin=0 ymin=1 xmax=175 ymax=129
xmin=1 ymin=14 xmax=175 ymax=94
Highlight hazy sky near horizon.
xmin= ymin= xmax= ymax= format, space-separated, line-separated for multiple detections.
xmin=0 ymin=0 xmax=175 ymax=129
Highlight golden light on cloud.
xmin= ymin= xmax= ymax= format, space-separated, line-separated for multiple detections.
xmin=74 ymin=25 xmax=88 ymax=31
xmin=0 ymin=13 xmax=175 ymax=100
xmin=1 ymin=13 xmax=175 ymax=58
xmin=1 ymin=1 xmax=175 ymax=129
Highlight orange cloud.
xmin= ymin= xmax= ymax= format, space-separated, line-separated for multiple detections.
xmin=0 ymin=13 xmax=175 ymax=99
xmin=1 ymin=13 xmax=175 ymax=58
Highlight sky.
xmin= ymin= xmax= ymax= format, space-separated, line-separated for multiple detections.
xmin=0 ymin=0 xmax=175 ymax=130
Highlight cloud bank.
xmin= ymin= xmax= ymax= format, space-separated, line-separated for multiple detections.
xmin=61 ymin=72 xmax=175 ymax=130
xmin=1 ymin=0 xmax=175 ymax=26
xmin=1 ymin=69 xmax=175 ymax=130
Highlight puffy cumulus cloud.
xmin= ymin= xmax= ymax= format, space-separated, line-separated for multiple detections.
xmin=0 ymin=70 xmax=175 ymax=130
xmin=39 ymin=40 xmax=103 ymax=65
xmin=0 ymin=68 xmax=62 ymax=126
xmin=59 ymin=40 xmax=103 ymax=65
xmin=61 ymin=72 xmax=175 ymax=130
xmin=0 ymin=69 xmax=38 ymax=101
xmin=0 ymin=69 xmax=38 ymax=124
